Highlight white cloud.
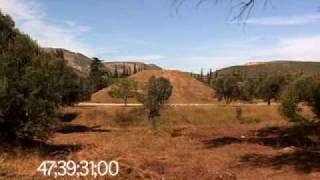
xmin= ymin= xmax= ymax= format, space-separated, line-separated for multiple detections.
xmin=0 ymin=0 xmax=94 ymax=56
xmin=273 ymin=35 xmax=320 ymax=60
xmin=182 ymin=35 xmax=320 ymax=72
xmin=245 ymin=14 xmax=320 ymax=26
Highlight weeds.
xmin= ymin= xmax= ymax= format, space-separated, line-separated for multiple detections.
xmin=114 ymin=108 xmax=145 ymax=126
xmin=235 ymin=106 xmax=243 ymax=122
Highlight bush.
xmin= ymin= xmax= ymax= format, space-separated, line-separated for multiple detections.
xmin=280 ymin=76 xmax=320 ymax=123
xmin=235 ymin=106 xmax=243 ymax=121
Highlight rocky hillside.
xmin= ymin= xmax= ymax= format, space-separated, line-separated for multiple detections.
xmin=43 ymin=48 xmax=161 ymax=76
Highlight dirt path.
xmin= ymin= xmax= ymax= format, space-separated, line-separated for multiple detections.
xmin=76 ymin=102 xmax=279 ymax=107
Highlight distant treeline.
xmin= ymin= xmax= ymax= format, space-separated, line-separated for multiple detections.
xmin=193 ymin=67 xmax=320 ymax=123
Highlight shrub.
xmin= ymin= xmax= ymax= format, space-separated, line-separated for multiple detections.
xmin=280 ymin=86 xmax=301 ymax=122
xmin=280 ymin=76 xmax=320 ymax=123
xmin=235 ymin=106 xmax=243 ymax=121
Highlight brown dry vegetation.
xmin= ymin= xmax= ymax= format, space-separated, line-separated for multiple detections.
xmin=1 ymin=105 xmax=320 ymax=179
xmin=91 ymin=70 xmax=217 ymax=104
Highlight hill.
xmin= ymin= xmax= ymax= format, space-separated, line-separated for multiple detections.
xmin=91 ymin=70 xmax=217 ymax=103
xmin=43 ymin=48 xmax=161 ymax=76
xmin=104 ymin=61 xmax=160 ymax=75
xmin=217 ymin=61 xmax=320 ymax=78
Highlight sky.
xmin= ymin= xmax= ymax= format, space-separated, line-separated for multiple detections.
xmin=0 ymin=0 xmax=320 ymax=72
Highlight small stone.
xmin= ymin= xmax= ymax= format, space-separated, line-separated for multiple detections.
xmin=281 ymin=146 xmax=297 ymax=153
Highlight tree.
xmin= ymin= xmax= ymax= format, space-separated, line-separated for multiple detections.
xmin=156 ymin=77 xmax=173 ymax=104
xmin=237 ymin=79 xmax=254 ymax=102
xmin=139 ymin=76 xmax=173 ymax=123
xmin=172 ymin=0 xmax=271 ymax=21
xmin=108 ymin=78 xmax=138 ymax=106
xmin=122 ymin=63 xmax=128 ymax=77
xmin=133 ymin=63 xmax=138 ymax=74
xmin=51 ymin=57 xmax=90 ymax=106
xmin=200 ymin=68 xmax=204 ymax=81
xmin=257 ymin=74 xmax=286 ymax=105
xmin=114 ymin=65 xmax=119 ymax=78
xmin=89 ymin=57 xmax=108 ymax=92
xmin=0 ymin=11 xmax=89 ymax=142
xmin=212 ymin=75 xmax=239 ymax=103
xmin=280 ymin=77 xmax=320 ymax=122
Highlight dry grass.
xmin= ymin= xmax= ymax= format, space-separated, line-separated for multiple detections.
xmin=1 ymin=105 xmax=320 ymax=179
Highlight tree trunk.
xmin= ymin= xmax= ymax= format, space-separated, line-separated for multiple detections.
xmin=124 ymin=97 xmax=128 ymax=107
xmin=267 ymin=99 xmax=271 ymax=106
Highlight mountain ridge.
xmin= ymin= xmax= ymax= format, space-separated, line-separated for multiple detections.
xmin=43 ymin=48 xmax=161 ymax=76
xmin=217 ymin=60 xmax=320 ymax=77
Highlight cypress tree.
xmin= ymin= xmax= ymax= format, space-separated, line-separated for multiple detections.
xmin=133 ymin=63 xmax=137 ymax=74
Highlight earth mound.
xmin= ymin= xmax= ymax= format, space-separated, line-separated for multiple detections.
xmin=91 ymin=70 xmax=216 ymax=103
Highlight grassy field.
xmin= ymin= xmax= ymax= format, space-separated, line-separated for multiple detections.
xmin=1 ymin=105 xmax=319 ymax=179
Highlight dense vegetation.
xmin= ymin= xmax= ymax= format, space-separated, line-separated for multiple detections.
xmin=0 ymin=11 xmax=90 ymax=142
xmin=216 ymin=61 xmax=320 ymax=78
xmin=208 ymin=73 xmax=287 ymax=105
xmin=195 ymin=64 xmax=320 ymax=123
xmin=280 ymin=77 xmax=320 ymax=122
xmin=89 ymin=57 xmax=110 ymax=93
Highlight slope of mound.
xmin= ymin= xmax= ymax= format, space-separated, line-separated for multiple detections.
xmin=91 ymin=70 xmax=217 ymax=103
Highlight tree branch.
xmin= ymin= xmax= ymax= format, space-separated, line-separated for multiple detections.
xmin=172 ymin=0 xmax=271 ymax=21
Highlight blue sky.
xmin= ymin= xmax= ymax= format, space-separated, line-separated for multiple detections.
xmin=1 ymin=0 xmax=320 ymax=72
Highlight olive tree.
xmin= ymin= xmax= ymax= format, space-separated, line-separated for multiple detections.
xmin=108 ymin=78 xmax=138 ymax=106
xmin=139 ymin=76 xmax=173 ymax=124
xmin=280 ymin=76 xmax=320 ymax=122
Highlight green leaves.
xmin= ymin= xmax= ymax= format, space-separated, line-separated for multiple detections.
xmin=108 ymin=78 xmax=138 ymax=105
xmin=89 ymin=58 xmax=109 ymax=92
xmin=280 ymin=76 xmax=320 ymax=123
xmin=0 ymin=11 xmax=90 ymax=141
xmin=140 ymin=76 xmax=173 ymax=120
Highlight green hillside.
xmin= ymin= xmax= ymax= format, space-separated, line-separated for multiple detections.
xmin=217 ymin=61 xmax=320 ymax=78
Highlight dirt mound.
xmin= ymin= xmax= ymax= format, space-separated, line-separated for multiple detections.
xmin=91 ymin=70 xmax=216 ymax=103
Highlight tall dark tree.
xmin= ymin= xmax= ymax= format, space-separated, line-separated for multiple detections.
xmin=200 ymin=68 xmax=204 ymax=81
xmin=133 ymin=63 xmax=138 ymax=74
xmin=89 ymin=57 xmax=108 ymax=92
xmin=114 ymin=65 xmax=119 ymax=78
xmin=122 ymin=63 xmax=127 ymax=77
